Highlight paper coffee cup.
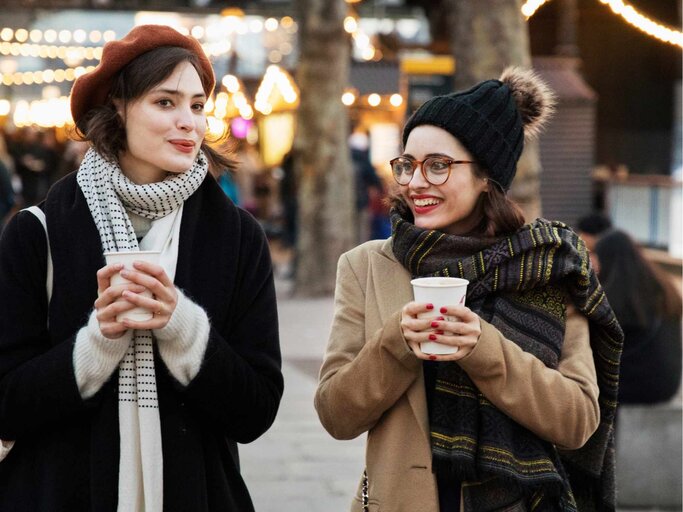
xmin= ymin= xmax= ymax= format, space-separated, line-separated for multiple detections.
xmin=410 ymin=277 xmax=469 ymax=355
xmin=104 ymin=250 xmax=161 ymax=323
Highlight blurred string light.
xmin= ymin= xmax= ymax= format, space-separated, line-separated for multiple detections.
xmin=521 ymin=0 xmax=550 ymax=18
xmin=0 ymin=27 xmax=115 ymax=44
xmin=0 ymin=65 xmax=96 ymax=86
xmin=12 ymin=96 xmax=72 ymax=127
xmin=597 ymin=0 xmax=682 ymax=47
xmin=0 ymin=42 xmax=103 ymax=63
xmin=254 ymin=65 xmax=298 ymax=115
xmin=521 ymin=0 xmax=682 ymax=47
xmin=340 ymin=89 xmax=404 ymax=110
xmin=343 ymin=12 xmax=379 ymax=61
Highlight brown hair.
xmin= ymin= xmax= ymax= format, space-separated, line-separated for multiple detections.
xmin=478 ymin=181 xmax=526 ymax=237
xmin=74 ymin=46 xmax=234 ymax=172
xmin=595 ymin=230 xmax=682 ymax=327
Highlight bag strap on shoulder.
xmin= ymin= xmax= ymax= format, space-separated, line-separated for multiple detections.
xmin=23 ymin=206 xmax=52 ymax=303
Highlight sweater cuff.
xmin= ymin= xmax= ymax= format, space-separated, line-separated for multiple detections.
xmin=153 ymin=289 xmax=210 ymax=386
xmin=73 ymin=310 xmax=132 ymax=399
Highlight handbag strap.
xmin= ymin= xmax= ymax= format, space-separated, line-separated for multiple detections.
xmin=23 ymin=206 xmax=52 ymax=303
xmin=0 ymin=206 xmax=49 ymax=463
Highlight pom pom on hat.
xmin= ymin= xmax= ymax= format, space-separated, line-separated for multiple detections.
xmin=402 ymin=67 xmax=556 ymax=191
xmin=70 ymin=24 xmax=214 ymax=128
xmin=500 ymin=66 xmax=556 ymax=140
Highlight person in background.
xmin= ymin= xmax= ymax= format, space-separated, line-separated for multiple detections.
xmin=349 ymin=129 xmax=384 ymax=242
xmin=315 ymin=68 xmax=623 ymax=511
xmin=279 ymin=150 xmax=298 ymax=250
xmin=576 ymin=212 xmax=612 ymax=273
xmin=11 ymin=126 xmax=52 ymax=206
xmin=217 ymin=170 xmax=240 ymax=204
xmin=0 ymin=132 xmax=15 ymax=229
xmin=0 ymin=25 xmax=283 ymax=512
xmin=594 ymin=229 xmax=682 ymax=404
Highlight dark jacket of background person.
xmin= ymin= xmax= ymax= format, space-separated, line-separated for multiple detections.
xmin=0 ymin=173 xmax=283 ymax=511
xmin=595 ymin=229 xmax=682 ymax=404
xmin=352 ymin=147 xmax=382 ymax=212
xmin=0 ymin=159 xmax=14 ymax=226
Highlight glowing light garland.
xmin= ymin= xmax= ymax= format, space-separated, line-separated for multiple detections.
xmin=521 ymin=0 xmax=551 ymax=18
xmin=0 ymin=65 xmax=96 ymax=86
xmin=0 ymin=42 xmax=103 ymax=62
xmin=597 ymin=0 xmax=682 ymax=47
xmin=521 ymin=0 xmax=682 ymax=48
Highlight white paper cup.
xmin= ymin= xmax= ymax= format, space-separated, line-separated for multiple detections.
xmin=104 ymin=250 xmax=161 ymax=323
xmin=410 ymin=277 xmax=469 ymax=355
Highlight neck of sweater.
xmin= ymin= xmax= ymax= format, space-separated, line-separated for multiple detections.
xmin=127 ymin=209 xmax=152 ymax=239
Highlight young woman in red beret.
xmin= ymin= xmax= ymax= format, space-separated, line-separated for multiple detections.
xmin=0 ymin=25 xmax=282 ymax=512
xmin=315 ymin=69 xmax=624 ymax=511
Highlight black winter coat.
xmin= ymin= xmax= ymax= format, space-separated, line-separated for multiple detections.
xmin=0 ymin=172 xmax=283 ymax=511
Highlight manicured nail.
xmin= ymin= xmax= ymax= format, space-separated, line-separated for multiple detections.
xmin=436 ymin=330 xmax=444 ymax=335
xmin=440 ymin=307 xmax=448 ymax=314
xmin=429 ymin=334 xmax=437 ymax=341
xmin=426 ymin=303 xmax=434 ymax=310
xmin=437 ymin=316 xmax=445 ymax=321
xmin=429 ymin=355 xmax=437 ymax=361
xmin=431 ymin=321 xmax=439 ymax=328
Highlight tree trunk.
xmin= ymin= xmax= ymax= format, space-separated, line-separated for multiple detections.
xmin=445 ymin=0 xmax=542 ymax=221
xmin=293 ymin=0 xmax=355 ymax=296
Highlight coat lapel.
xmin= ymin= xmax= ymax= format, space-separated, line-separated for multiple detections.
xmin=369 ymin=240 xmax=430 ymax=444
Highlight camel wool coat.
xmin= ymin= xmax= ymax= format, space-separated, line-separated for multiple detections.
xmin=314 ymin=239 xmax=600 ymax=512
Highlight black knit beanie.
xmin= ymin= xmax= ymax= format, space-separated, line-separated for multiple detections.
xmin=402 ymin=67 xmax=556 ymax=191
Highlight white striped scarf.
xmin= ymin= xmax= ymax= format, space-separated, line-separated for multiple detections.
xmin=77 ymin=147 xmax=207 ymax=512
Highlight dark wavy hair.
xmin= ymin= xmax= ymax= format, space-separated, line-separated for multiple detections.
xmin=74 ymin=46 xmax=234 ymax=172
xmin=595 ymin=229 xmax=682 ymax=328
xmin=389 ymin=165 xmax=525 ymax=238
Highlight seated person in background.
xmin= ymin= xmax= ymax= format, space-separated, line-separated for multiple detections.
xmin=594 ymin=230 xmax=682 ymax=404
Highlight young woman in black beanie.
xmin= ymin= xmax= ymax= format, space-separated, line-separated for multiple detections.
xmin=315 ymin=68 xmax=623 ymax=511
xmin=0 ymin=25 xmax=282 ymax=512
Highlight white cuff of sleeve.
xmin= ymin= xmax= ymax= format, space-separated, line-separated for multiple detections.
xmin=154 ymin=289 xmax=210 ymax=386
xmin=73 ymin=310 xmax=132 ymax=399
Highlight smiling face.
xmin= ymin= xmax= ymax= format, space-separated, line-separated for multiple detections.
xmin=116 ymin=61 xmax=207 ymax=184
xmin=399 ymin=125 xmax=489 ymax=235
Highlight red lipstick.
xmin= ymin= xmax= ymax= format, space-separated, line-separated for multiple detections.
xmin=169 ymin=140 xmax=195 ymax=153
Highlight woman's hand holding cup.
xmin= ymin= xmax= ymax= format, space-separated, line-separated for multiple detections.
xmin=95 ymin=262 xmax=146 ymax=339
xmin=401 ymin=302 xmax=481 ymax=361
xmin=117 ymin=259 xmax=178 ymax=331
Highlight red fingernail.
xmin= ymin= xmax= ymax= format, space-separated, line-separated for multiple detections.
xmin=429 ymin=355 xmax=437 ymax=361
xmin=440 ymin=307 xmax=447 ymax=314
xmin=429 ymin=334 xmax=437 ymax=341
xmin=437 ymin=316 xmax=445 ymax=321
xmin=436 ymin=330 xmax=444 ymax=335
xmin=426 ymin=303 xmax=434 ymax=310
xmin=431 ymin=321 xmax=439 ymax=328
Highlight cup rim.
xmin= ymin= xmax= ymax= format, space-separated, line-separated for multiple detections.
xmin=103 ymin=250 xmax=162 ymax=257
xmin=410 ymin=277 xmax=469 ymax=287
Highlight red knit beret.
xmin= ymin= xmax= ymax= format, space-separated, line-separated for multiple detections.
xmin=70 ymin=24 xmax=215 ymax=126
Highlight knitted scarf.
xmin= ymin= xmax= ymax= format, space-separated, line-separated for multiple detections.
xmin=77 ymin=148 xmax=207 ymax=512
xmin=391 ymin=207 xmax=623 ymax=511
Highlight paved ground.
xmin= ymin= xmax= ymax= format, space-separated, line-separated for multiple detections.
xmin=238 ymin=276 xmax=679 ymax=512
xmin=240 ymin=281 xmax=364 ymax=511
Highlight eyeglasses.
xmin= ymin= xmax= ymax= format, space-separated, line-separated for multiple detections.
xmin=390 ymin=156 xmax=476 ymax=186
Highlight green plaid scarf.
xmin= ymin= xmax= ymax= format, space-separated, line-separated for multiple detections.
xmin=391 ymin=208 xmax=623 ymax=511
